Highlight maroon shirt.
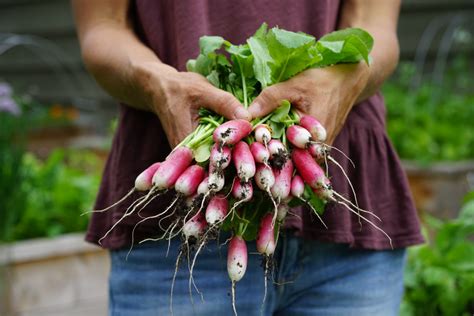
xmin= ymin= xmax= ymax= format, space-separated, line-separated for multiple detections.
xmin=86 ymin=0 xmax=424 ymax=250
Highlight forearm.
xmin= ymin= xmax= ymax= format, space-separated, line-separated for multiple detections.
xmin=338 ymin=0 xmax=401 ymax=102
xmin=72 ymin=0 xmax=176 ymax=111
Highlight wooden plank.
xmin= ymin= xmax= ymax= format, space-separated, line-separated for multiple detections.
xmin=6 ymin=248 xmax=109 ymax=314
xmin=0 ymin=233 xmax=102 ymax=264
xmin=0 ymin=0 xmax=75 ymax=36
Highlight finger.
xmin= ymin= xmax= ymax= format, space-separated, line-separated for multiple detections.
xmin=200 ymin=89 xmax=251 ymax=121
xmin=248 ymin=85 xmax=284 ymax=119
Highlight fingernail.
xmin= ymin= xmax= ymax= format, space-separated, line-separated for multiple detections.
xmin=233 ymin=107 xmax=251 ymax=120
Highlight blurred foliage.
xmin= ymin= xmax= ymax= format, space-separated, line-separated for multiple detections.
xmin=383 ymin=57 xmax=474 ymax=163
xmin=0 ymin=82 xmax=100 ymax=242
xmin=2 ymin=150 xmax=100 ymax=241
xmin=401 ymin=193 xmax=474 ymax=316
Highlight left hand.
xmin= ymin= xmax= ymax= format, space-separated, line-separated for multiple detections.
xmin=248 ymin=63 xmax=370 ymax=145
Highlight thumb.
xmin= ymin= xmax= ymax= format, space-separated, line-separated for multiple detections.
xmin=248 ymin=85 xmax=283 ymax=119
xmin=201 ymin=89 xmax=251 ymax=121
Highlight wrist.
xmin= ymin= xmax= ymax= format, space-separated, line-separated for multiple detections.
xmin=131 ymin=61 xmax=179 ymax=114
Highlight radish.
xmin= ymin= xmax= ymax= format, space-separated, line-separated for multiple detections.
xmin=174 ymin=165 xmax=205 ymax=196
xmin=86 ymin=162 xmax=161 ymax=216
xmin=290 ymin=174 xmax=305 ymax=198
xmin=250 ymin=141 xmax=270 ymax=164
xmin=233 ymin=141 xmax=256 ymax=182
xmin=205 ymin=194 xmax=229 ymax=225
xmin=308 ymin=143 xmax=327 ymax=162
xmin=197 ymin=176 xmax=210 ymax=195
xmin=182 ymin=211 xmax=207 ymax=240
xmin=268 ymin=139 xmax=288 ymax=169
xmin=254 ymin=124 xmax=272 ymax=145
xmin=208 ymin=165 xmax=225 ymax=192
xmin=286 ymin=125 xmax=313 ymax=149
xmin=270 ymin=159 xmax=293 ymax=201
xmin=134 ymin=162 xmax=161 ymax=191
xmin=255 ymin=164 xmax=275 ymax=191
xmin=268 ymin=139 xmax=286 ymax=157
xmin=256 ymin=212 xmax=276 ymax=307
xmin=213 ymin=119 xmax=252 ymax=145
xmin=276 ymin=203 xmax=289 ymax=222
xmin=299 ymin=115 xmax=327 ymax=142
xmin=256 ymin=213 xmax=276 ymax=256
xmin=210 ymin=144 xmax=232 ymax=170
xmin=152 ymin=147 xmax=193 ymax=190
xmin=227 ymin=235 xmax=248 ymax=316
xmin=231 ymin=177 xmax=253 ymax=202
xmin=292 ymin=148 xmax=327 ymax=190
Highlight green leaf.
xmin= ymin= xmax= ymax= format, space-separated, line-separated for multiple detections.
xmin=199 ymin=36 xmax=225 ymax=56
xmin=303 ymin=185 xmax=326 ymax=215
xmin=269 ymin=121 xmax=285 ymax=139
xmin=269 ymin=100 xmax=291 ymax=123
xmin=194 ymin=54 xmax=213 ymax=76
xmin=206 ymin=70 xmax=220 ymax=87
xmin=186 ymin=59 xmax=196 ymax=72
xmin=266 ymin=28 xmax=321 ymax=82
xmin=247 ymin=36 xmax=273 ymax=88
xmin=315 ymin=28 xmax=374 ymax=66
xmin=193 ymin=140 xmax=212 ymax=163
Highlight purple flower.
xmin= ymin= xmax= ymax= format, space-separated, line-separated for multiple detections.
xmin=0 ymin=82 xmax=12 ymax=97
xmin=0 ymin=97 xmax=21 ymax=116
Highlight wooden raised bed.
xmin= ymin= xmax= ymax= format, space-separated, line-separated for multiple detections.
xmin=0 ymin=233 xmax=108 ymax=316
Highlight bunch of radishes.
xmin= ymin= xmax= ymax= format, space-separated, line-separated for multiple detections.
xmin=88 ymin=24 xmax=386 ymax=315
xmin=91 ymin=106 xmax=389 ymax=314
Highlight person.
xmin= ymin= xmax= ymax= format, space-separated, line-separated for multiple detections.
xmin=72 ymin=0 xmax=424 ymax=315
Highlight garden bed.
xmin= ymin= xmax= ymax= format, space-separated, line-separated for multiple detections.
xmin=403 ymin=160 xmax=474 ymax=219
xmin=0 ymin=233 xmax=108 ymax=316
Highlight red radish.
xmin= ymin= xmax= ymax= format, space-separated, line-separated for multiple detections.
xmin=197 ymin=176 xmax=210 ymax=195
xmin=185 ymin=194 xmax=197 ymax=208
xmin=291 ymin=174 xmax=305 ymax=198
xmin=268 ymin=139 xmax=286 ymax=157
xmin=205 ymin=194 xmax=229 ymax=225
xmin=174 ymin=165 xmax=205 ymax=196
xmin=299 ymin=115 xmax=327 ymax=142
xmin=255 ymin=164 xmax=275 ymax=191
xmin=213 ymin=119 xmax=252 ymax=145
xmin=270 ymin=159 xmax=293 ymax=200
xmin=254 ymin=124 xmax=272 ymax=144
xmin=231 ymin=178 xmax=253 ymax=202
xmin=227 ymin=235 xmax=248 ymax=282
xmin=134 ymin=162 xmax=161 ymax=191
xmin=208 ymin=166 xmax=225 ymax=192
xmin=286 ymin=125 xmax=312 ymax=149
xmin=256 ymin=213 xmax=276 ymax=256
xmin=152 ymin=147 xmax=193 ymax=190
xmin=182 ymin=211 xmax=207 ymax=240
xmin=210 ymin=144 xmax=232 ymax=170
xmin=233 ymin=141 xmax=256 ymax=182
xmin=88 ymin=162 xmax=161 ymax=215
xmin=276 ymin=203 xmax=289 ymax=222
xmin=292 ymin=148 xmax=327 ymax=190
xmin=227 ymin=235 xmax=248 ymax=315
xmin=312 ymin=176 xmax=334 ymax=200
xmin=250 ymin=142 xmax=270 ymax=164
xmin=308 ymin=143 xmax=326 ymax=161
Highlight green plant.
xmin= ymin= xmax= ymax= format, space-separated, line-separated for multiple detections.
xmin=2 ymin=149 xmax=101 ymax=242
xmin=0 ymin=83 xmax=101 ymax=242
xmin=383 ymin=58 xmax=474 ymax=163
xmin=401 ymin=194 xmax=474 ymax=316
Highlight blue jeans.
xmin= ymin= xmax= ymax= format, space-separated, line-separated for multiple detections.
xmin=109 ymin=234 xmax=406 ymax=316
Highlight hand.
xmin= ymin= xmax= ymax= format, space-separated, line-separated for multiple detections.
xmin=134 ymin=62 xmax=251 ymax=148
xmin=248 ymin=63 xmax=370 ymax=144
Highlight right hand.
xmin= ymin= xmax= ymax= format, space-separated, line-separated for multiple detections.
xmin=134 ymin=62 xmax=251 ymax=148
